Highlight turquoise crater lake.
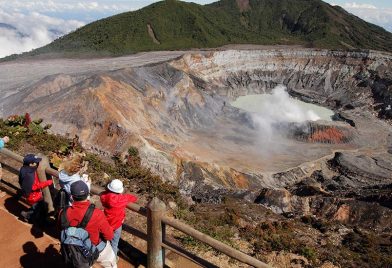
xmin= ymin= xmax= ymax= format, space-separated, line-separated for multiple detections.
xmin=231 ymin=87 xmax=334 ymax=123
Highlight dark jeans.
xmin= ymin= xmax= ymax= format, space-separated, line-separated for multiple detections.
xmin=24 ymin=200 xmax=48 ymax=225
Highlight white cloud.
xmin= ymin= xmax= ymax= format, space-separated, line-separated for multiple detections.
xmin=0 ymin=9 xmax=84 ymax=58
xmin=340 ymin=2 xmax=377 ymax=9
xmin=0 ymin=0 xmax=141 ymax=58
xmin=0 ymin=0 xmax=137 ymax=14
xmin=331 ymin=2 xmax=392 ymax=32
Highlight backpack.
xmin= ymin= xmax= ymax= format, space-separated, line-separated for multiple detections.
xmin=60 ymin=204 xmax=99 ymax=268
xmin=54 ymin=188 xmax=71 ymax=214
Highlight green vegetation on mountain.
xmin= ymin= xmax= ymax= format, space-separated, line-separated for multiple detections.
xmin=11 ymin=0 xmax=390 ymax=58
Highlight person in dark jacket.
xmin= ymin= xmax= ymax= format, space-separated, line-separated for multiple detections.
xmin=64 ymin=180 xmax=117 ymax=268
xmin=19 ymin=154 xmax=53 ymax=223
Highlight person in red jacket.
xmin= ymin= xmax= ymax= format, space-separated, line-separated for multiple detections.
xmin=100 ymin=179 xmax=138 ymax=257
xmin=19 ymin=154 xmax=53 ymax=224
xmin=66 ymin=180 xmax=117 ymax=268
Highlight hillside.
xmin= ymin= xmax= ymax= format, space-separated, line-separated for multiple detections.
xmin=12 ymin=0 xmax=392 ymax=58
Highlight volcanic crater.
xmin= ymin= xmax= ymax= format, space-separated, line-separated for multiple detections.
xmin=1 ymin=49 xmax=391 ymax=197
xmin=1 ymin=47 xmax=392 ymax=266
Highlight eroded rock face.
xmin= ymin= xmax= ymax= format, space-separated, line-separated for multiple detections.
xmin=253 ymin=156 xmax=392 ymax=265
xmin=329 ymin=152 xmax=392 ymax=185
xmin=171 ymin=50 xmax=392 ymax=112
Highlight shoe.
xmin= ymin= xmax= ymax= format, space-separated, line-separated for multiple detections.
xmin=43 ymin=217 xmax=55 ymax=227
xmin=0 ymin=191 xmax=5 ymax=198
xmin=21 ymin=211 xmax=30 ymax=222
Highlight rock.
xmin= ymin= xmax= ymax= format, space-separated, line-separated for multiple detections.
xmin=264 ymin=251 xmax=309 ymax=268
xmin=309 ymin=198 xmax=392 ymax=231
xmin=329 ymin=152 xmax=392 ymax=186
xmin=332 ymin=175 xmax=357 ymax=189
xmin=387 ymin=133 xmax=392 ymax=154
xmin=319 ymin=261 xmax=339 ymax=268
xmin=323 ymin=180 xmax=340 ymax=191
xmin=331 ymin=112 xmax=356 ymax=127
xmin=332 ymin=204 xmax=350 ymax=223
xmin=256 ymin=189 xmax=309 ymax=215
xmin=291 ymin=177 xmax=329 ymax=197
xmin=168 ymin=201 xmax=177 ymax=211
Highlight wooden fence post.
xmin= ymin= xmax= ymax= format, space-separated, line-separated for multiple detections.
xmin=147 ymin=197 xmax=166 ymax=268
xmin=36 ymin=154 xmax=54 ymax=213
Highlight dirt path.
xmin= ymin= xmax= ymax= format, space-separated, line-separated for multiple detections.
xmin=0 ymin=162 xmax=201 ymax=268
xmin=0 ymin=190 xmax=133 ymax=268
xmin=0 ymin=192 xmax=65 ymax=268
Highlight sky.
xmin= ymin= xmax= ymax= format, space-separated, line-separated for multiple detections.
xmin=0 ymin=0 xmax=391 ymax=58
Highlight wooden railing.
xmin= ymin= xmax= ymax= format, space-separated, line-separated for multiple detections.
xmin=0 ymin=148 xmax=271 ymax=268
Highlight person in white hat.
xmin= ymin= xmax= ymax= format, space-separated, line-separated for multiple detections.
xmin=100 ymin=179 xmax=138 ymax=258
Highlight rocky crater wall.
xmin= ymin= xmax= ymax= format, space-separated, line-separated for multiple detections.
xmin=171 ymin=49 xmax=392 ymax=116
xmin=1 ymin=49 xmax=391 ymax=203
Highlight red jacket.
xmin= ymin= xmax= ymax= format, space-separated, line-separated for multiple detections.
xmin=66 ymin=201 xmax=114 ymax=245
xmin=100 ymin=191 xmax=138 ymax=230
xmin=27 ymin=172 xmax=52 ymax=205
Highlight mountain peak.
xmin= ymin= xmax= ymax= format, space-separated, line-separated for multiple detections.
xmin=13 ymin=0 xmax=392 ymax=59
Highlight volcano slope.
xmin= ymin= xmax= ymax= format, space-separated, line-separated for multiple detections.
xmin=1 ymin=48 xmax=392 ymax=266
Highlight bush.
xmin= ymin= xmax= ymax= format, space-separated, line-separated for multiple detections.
xmin=128 ymin=146 xmax=139 ymax=157
xmin=299 ymin=246 xmax=317 ymax=262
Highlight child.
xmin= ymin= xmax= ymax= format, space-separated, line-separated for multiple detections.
xmin=0 ymin=136 xmax=10 ymax=198
xmin=59 ymin=155 xmax=90 ymax=194
xmin=57 ymin=155 xmax=91 ymax=207
xmin=100 ymin=179 xmax=138 ymax=257
xmin=19 ymin=154 xmax=53 ymax=224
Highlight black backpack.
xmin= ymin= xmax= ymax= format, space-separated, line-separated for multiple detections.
xmin=54 ymin=188 xmax=71 ymax=215
xmin=60 ymin=204 xmax=99 ymax=268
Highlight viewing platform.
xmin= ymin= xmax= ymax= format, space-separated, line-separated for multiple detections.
xmin=0 ymin=148 xmax=270 ymax=268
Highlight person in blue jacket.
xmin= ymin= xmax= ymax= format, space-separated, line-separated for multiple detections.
xmin=0 ymin=136 xmax=10 ymax=198
xmin=57 ymin=155 xmax=90 ymax=207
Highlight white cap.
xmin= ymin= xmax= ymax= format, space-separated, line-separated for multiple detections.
xmin=107 ymin=179 xmax=124 ymax=194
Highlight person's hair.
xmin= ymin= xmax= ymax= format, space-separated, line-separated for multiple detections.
xmin=2 ymin=136 xmax=9 ymax=143
xmin=63 ymin=155 xmax=83 ymax=175
xmin=72 ymin=194 xmax=88 ymax=201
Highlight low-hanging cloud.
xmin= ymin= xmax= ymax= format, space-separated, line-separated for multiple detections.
xmin=0 ymin=0 xmax=143 ymax=16
xmin=0 ymin=0 xmax=142 ymax=58
xmin=0 ymin=9 xmax=84 ymax=58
